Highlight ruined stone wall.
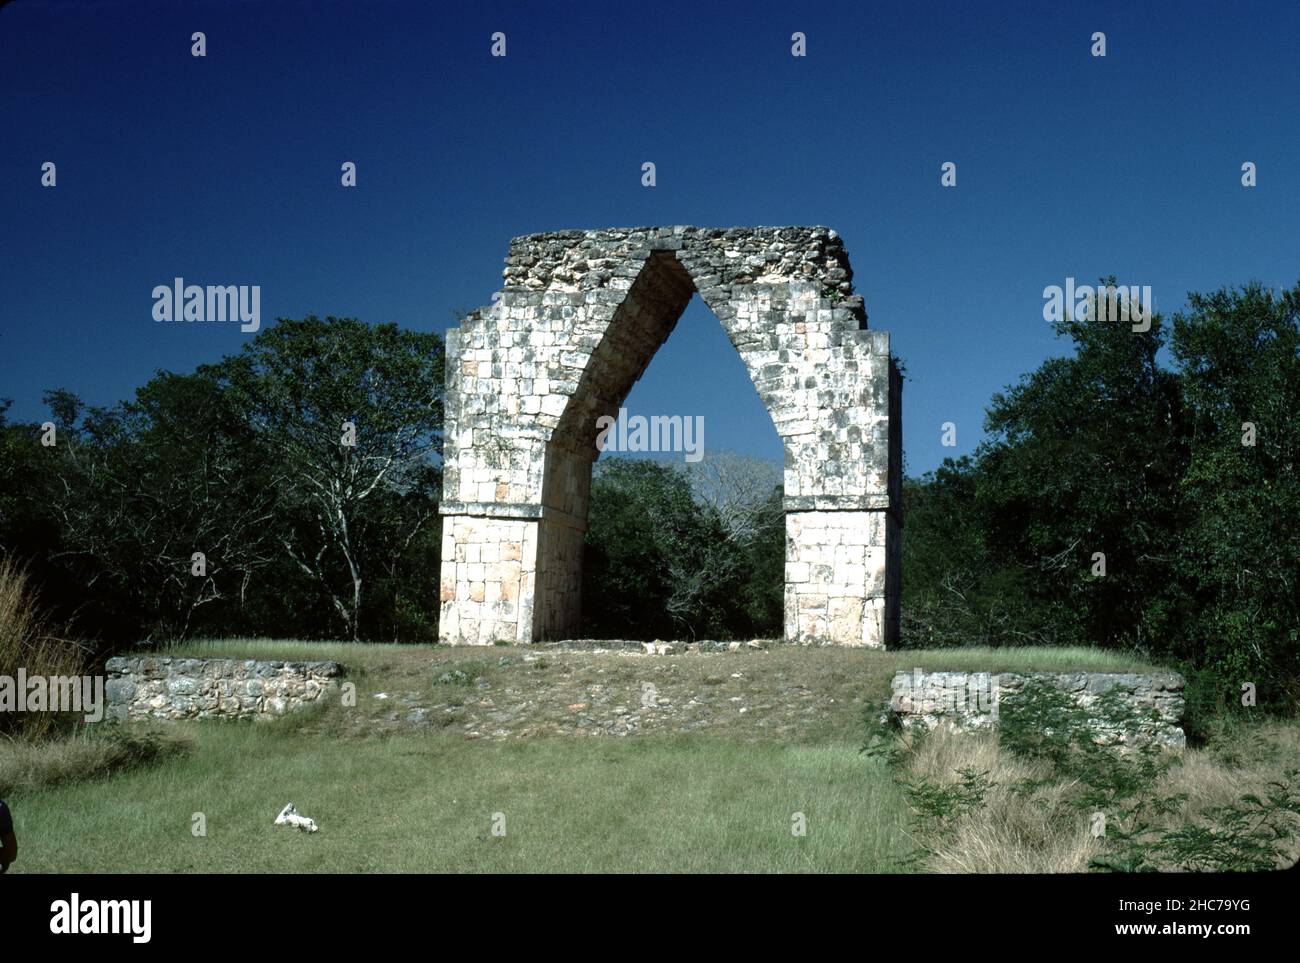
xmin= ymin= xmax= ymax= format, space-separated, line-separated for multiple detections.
xmin=439 ymin=226 xmax=900 ymax=647
xmin=104 ymin=657 xmax=342 ymax=722
xmin=889 ymin=670 xmax=1187 ymax=750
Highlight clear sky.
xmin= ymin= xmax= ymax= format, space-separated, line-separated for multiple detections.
xmin=2 ymin=0 xmax=1297 ymax=475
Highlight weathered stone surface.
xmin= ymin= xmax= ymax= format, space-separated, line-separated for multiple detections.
xmin=439 ymin=226 xmax=901 ymax=648
xmin=889 ymin=669 xmax=1187 ymax=750
xmin=104 ymin=657 xmax=343 ymax=722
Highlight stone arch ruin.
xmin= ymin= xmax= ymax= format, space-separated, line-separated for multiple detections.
xmin=438 ymin=226 xmax=901 ymax=647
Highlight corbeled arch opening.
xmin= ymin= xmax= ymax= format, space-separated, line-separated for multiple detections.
xmin=533 ymin=252 xmax=697 ymax=638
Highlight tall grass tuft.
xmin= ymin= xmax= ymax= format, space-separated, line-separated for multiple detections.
xmin=0 ymin=725 xmax=188 ymax=797
xmin=0 ymin=556 xmax=90 ymax=739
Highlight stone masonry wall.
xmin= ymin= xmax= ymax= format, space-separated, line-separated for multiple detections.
xmin=104 ymin=657 xmax=343 ymax=722
xmin=438 ymin=515 xmax=536 ymax=644
xmin=439 ymin=226 xmax=901 ymax=647
xmin=890 ymin=670 xmax=1187 ymax=750
xmin=785 ymin=510 xmax=895 ymax=645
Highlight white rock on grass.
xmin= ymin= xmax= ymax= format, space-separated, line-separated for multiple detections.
xmin=274 ymin=803 xmax=319 ymax=833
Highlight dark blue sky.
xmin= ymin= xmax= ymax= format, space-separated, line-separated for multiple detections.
xmin=2 ymin=0 xmax=1297 ymax=475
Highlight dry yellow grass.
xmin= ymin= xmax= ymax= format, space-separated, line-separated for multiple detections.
xmin=1151 ymin=719 xmax=1300 ymax=868
xmin=899 ymin=721 xmax=1300 ymax=873
xmin=901 ymin=726 xmax=1104 ymax=872
xmin=0 ymin=556 xmax=89 ymax=739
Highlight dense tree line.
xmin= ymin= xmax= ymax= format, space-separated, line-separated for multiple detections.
xmin=901 ymin=281 xmax=1299 ymax=720
xmin=0 ymin=316 xmax=444 ymax=645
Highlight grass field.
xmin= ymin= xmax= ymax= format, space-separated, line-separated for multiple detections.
xmin=13 ymin=725 xmax=913 ymax=873
xmin=4 ymin=641 xmax=1295 ymax=873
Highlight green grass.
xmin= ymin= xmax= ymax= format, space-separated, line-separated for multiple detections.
xmin=887 ymin=644 xmax=1161 ymax=674
xmin=147 ymin=637 xmax=422 ymax=663
xmin=7 ymin=639 xmax=1172 ymax=873
xmin=0 ymin=726 xmax=190 ymax=797
xmin=11 ymin=722 xmax=912 ymax=873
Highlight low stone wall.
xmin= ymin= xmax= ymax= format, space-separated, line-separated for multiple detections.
xmin=889 ymin=670 xmax=1186 ymax=750
xmin=104 ymin=657 xmax=343 ymax=722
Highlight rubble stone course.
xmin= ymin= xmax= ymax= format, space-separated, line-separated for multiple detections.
xmin=104 ymin=656 xmax=343 ymax=721
xmin=890 ymin=669 xmax=1187 ymax=749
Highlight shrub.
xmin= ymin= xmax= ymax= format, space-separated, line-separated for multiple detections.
xmin=997 ymin=677 xmax=1174 ymax=812
xmin=1094 ymin=770 xmax=1300 ymax=872
xmin=434 ymin=660 xmax=489 ymax=686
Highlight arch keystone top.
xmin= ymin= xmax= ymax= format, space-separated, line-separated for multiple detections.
xmin=438 ymin=226 xmax=901 ymax=647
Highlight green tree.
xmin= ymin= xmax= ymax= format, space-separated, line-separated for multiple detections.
xmin=900 ymin=456 xmax=1059 ymax=647
xmin=974 ymin=281 xmax=1192 ymax=652
xmin=1172 ymin=282 xmax=1300 ymax=711
xmin=582 ymin=455 xmax=786 ymax=640
xmin=42 ymin=374 xmax=278 ymax=639
xmin=583 ymin=459 xmax=716 ymax=639
xmin=210 ymin=316 xmax=444 ymax=640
